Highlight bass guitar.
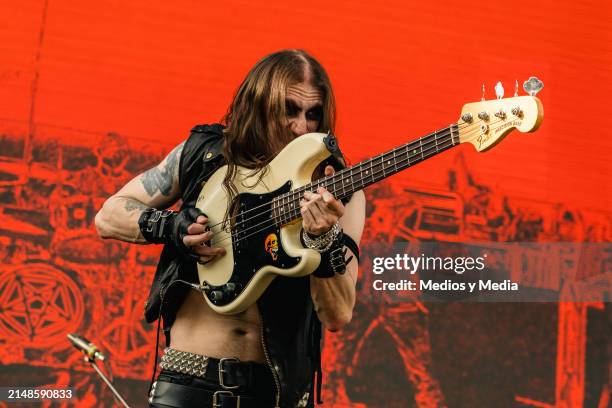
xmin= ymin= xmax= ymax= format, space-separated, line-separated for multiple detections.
xmin=195 ymin=79 xmax=544 ymax=314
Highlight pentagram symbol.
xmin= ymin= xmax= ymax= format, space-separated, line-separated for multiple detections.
xmin=0 ymin=263 xmax=84 ymax=347
xmin=98 ymin=289 xmax=154 ymax=377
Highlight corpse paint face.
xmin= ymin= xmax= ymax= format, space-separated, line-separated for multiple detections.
xmin=285 ymin=82 xmax=323 ymax=137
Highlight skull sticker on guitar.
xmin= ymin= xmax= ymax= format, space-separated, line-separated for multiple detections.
xmin=265 ymin=233 xmax=279 ymax=261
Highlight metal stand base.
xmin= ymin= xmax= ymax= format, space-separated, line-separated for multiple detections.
xmin=85 ymin=357 xmax=131 ymax=408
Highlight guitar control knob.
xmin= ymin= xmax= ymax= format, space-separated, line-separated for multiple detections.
xmin=478 ymin=111 xmax=489 ymax=121
xmin=225 ymin=283 xmax=236 ymax=293
xmin=210 ymin=291 xmax=224 ymax=301
xmin=514 ymin=80 xmax=519 ymax=97
xmin=461 ymin=113 xmax=473 ymax=123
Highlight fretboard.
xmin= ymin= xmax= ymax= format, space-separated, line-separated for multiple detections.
xmin=273 ymin=124 xmax=460 ymax=225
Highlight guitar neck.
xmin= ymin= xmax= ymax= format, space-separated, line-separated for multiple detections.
xmin=274 ymin=123 xmax=460 ymax=225
xmin=325 ymin=123 xmax=460 ymax=199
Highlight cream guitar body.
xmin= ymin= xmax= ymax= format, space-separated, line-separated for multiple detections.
xmin=195 ymin=133 xmax=333 ymax=314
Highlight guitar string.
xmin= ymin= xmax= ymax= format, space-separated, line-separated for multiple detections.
xmin=226 ymin=131 xmax=461 ymax=245
xmin=211 ymin=117 xmax=510 ymax=247
xmin=204 ymin=119 xmax=479 ymax=233
xmin=208 ymin=123 xmax=459 ymax=235
xmin=211 ymin=117 xmax=506 ymax=245
xmin=223 ymin=136 xmax=455 ymax=246
xmin=274 ymin=116 xmax=507 ymax=214
xmin=223 ymin=116 xmax=506 ymax=237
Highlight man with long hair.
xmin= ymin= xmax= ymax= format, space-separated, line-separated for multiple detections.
xmin=95 ymin=49 xmax=365 ymax=408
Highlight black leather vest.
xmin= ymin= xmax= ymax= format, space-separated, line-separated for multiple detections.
xmin=144 ymin=124 xmax=321 ymax=407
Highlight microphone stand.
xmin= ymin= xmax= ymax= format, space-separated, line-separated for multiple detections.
xmin=83 ymin=355 xmax=131 ymax=408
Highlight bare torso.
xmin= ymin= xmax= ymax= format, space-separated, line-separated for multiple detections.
xmin=169 ymin=289 xmax=266 ymax=362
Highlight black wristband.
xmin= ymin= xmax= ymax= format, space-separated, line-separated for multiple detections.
xmin=138 ymin=208 xmax=177 ymax=244
xmin=138 ymin=207 xmax=205 ymax=258
xmin=311 ymin=232 xmax=348 ymax=278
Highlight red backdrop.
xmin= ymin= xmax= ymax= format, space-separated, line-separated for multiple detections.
xmin=0 ymin=1 xmax=610 ymax=407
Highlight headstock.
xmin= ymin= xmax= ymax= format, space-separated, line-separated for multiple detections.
xmin=458 ymin=78 xmax=544 ymax=152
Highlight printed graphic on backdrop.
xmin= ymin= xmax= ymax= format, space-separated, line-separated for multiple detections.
xmin=0 ymin=0 xmax=610 ymax=406
xmin=0 ymin=123 xmax=609 ymax=406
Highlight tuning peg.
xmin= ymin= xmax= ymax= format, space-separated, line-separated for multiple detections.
xmin=495 ymin=81 xmax=504 ymax=99
xmin=514 ymin=80 xmax=519 ymax=97
xmin=523 ymin=76 xmax=544 ymax=96
xmin=481 ymin=84 xmax=486 ymax=101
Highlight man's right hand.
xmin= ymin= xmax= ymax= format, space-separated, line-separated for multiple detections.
xmin=181 ymin=212 xmax=226 ymax=264
xmin=138 ymin=207 xmax=226 ymax=264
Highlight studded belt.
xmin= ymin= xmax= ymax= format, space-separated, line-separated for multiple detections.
xmin=160 ymin=347 xmax=209 ymax=378
xmin=158 ymin=347 xmax=273 ymax=391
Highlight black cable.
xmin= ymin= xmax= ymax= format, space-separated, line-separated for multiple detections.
xmin=147 ymin=278 xmax=204 ymax=396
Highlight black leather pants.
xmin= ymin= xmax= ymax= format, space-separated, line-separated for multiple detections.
xmin=149 ymin=368 xmax=276 ymax=408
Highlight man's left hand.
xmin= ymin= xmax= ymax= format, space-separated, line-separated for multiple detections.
xmin=300 ymin=165 xmax=344 ymax=236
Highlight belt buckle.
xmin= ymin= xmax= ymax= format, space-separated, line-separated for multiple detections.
xmin=218 ymin=357 xmax=240 ymax=390
xmin=213 ymin=390 xmax=239 ymax=408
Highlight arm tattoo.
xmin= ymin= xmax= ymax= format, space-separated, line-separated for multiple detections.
xmin=141 ymin=142 xmax=184 ymax=197
xmin=123 ymin=198 xmax=148 ymax=212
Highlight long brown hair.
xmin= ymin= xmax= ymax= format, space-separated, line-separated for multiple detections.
xmin=221 ymin=49 xmax=336 ymax=222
